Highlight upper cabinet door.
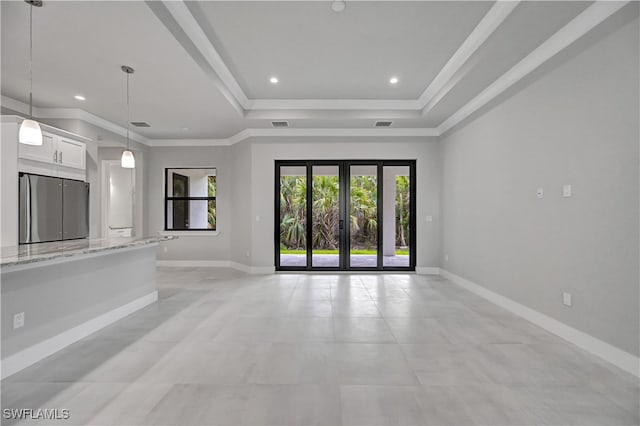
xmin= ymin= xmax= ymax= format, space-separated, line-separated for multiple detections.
xmin=18 ymin=132 xmax=56 ymax=164
xmin=57 ymin=137 xmax=86 ymax=170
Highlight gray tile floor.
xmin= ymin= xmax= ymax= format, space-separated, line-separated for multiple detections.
xmin=2 ymin=267 xmax=638 ymax=425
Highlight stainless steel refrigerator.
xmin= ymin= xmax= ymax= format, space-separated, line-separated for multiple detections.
xmin=19 ymin=173 xmax=89 ymax=244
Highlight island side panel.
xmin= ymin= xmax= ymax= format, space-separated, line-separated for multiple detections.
xmin=1 ymin=244 xmax=157 ymax=373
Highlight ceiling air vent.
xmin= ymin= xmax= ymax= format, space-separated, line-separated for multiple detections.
xmin=271 ymin=121 xmax=289 ymax=128
xmin=130 ymin=121 xmax=150 ymax=128
xmin=375 ymin=121 xmax=393 ymax=127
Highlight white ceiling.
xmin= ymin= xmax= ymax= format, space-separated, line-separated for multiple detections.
xmin=188 ymin=1 xmax=492 ymax=99
xmin=0 ymin=1 xmax=633 ymax=142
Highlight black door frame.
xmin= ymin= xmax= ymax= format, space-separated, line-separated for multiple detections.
xmin=275 ymin=159 xmax=416 ymax=272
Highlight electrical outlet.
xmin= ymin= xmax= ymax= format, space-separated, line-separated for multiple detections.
xmin=13 ymin=312 xmax=25 ymax=329
xmin=537 ymin=187 xmax=544 ymax=199
xmin=426 ymin=215 xmax=433 ymax=222
xmin=563 ymin=292 xmax=572 ymax=307
xmin=563 ymin=184 xmax=572 ymax=197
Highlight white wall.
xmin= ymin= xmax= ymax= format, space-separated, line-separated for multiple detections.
xmin=440 ymin=16 xmax=639 ymax=356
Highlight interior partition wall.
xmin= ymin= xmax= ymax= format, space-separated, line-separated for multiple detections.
xmin=275 ymin=160 xmax=416 ymax=271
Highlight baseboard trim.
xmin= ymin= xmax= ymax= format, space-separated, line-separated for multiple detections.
xmin=440 ymin=269 xmax=640 ymax=378
xmin=157 ymin=260 xmax=231 ymax=268
xmin=416 ymin=267 xmax=441 ymax=275
xmin=157 ymin=260 xmax=275 ymax=275
xmin=1 ymin=291 xmax=158 ymax=379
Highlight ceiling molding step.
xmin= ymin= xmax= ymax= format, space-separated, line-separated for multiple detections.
xmin=2 ymin=95 xmax=150 ymax=146
xmin=150 ymin=138 xmax=232 ymax=147
xmin=147 ymin=127 xmax=440 ymax=147
xmin=244 ymin=109 xmax=423 ymax=120
xmin=419 ymin=0 xmax=520 ymax=114
xmin=243 ymin=127 xmax=439 ymax=138
xmin=158 ymin=0 xmax=250 ymax=110
xmin=249 ymin=99 xmax=422 ymax=111
xmin=437 ymin=0 xmax=629 ymax=136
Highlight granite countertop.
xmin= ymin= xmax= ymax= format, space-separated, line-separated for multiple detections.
xmin=0 ymin=235 xmax=177 ymax=268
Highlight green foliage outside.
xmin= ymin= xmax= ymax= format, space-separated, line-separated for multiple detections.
xmin=279 ymin=175 xmax=410 ymax=254
xmin=208 ymin=175 xmax=216 ymax=230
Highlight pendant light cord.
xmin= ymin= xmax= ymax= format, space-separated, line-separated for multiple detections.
xmin=126 ymin=70 xmax=130 ymax=151
xmin=29 ymin=3 xmax=33 ymax=119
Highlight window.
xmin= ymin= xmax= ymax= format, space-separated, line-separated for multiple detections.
xmin=165 ymin=168 xmax=216 ymax=231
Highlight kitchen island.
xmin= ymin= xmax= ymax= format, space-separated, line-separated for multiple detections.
xmin=1 ymin=236 xmax=175 ymax=378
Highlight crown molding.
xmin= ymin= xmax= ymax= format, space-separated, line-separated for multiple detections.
xmin=248 ymin=99 xmax=421 ymax=110
xmin=437 ymin=0 xmax=630 ymax=136
xmin=1 ymin=95 xmax=150 ymax=146
xmin=419 ymin=1 xmax=519 ymax=114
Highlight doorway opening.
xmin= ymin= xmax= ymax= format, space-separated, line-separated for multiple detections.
xmin=275 ymin=160 xmax=416 ymax=271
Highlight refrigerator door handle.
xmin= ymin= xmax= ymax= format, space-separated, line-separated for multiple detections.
xmin=25 ymin=175 xmax=32 ymax=243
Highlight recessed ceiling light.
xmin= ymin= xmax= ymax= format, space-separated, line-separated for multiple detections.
xmin=74 ymin=95 xmax=86 ymax=101
xmin=331 ymin=1 xmax=346 ymax=12
xmin=389 ymin=77 xmax=398 ymax=85
xmin=270 ymin=77 xmax=279 ymax=84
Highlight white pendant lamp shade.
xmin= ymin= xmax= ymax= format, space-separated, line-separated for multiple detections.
xmin=19 ymin=119 xmax=43 ymax=145
xmin=121 ymin=150 xmax=135 ymax=168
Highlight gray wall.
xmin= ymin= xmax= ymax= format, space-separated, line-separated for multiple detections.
xmin=440 ymin=16 xmax=639 ymax=356
xmin=147 ymin=146 xmax=232 ymax=261
xmin=154 ymin=138 xmax=442 ymax=269
xmin=230 ymin=141 xmax=253 ymax=264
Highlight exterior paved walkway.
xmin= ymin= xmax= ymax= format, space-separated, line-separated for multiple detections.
xmin=281 ymin=254 xmax=409 ymax=268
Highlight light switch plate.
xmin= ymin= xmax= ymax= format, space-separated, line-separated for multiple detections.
xmin=563 ymin=292 xmax=572 ymax=307
xmin=537 ymin=187 xmax=544 ymax=199
xmin=563 ymin=185 xmax=572 ymax=197
xmin=426 ymin=215 xmax=433 ymax=222
xmin=13 ymin=312 xmax=24 ymax=329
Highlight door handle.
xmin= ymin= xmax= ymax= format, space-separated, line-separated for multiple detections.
xmin=59 ymin=151 xmax=62 ymax=163
xmin=53 ymin=150 xmax=58 ymax=163
xmin=339 ymin=219 xmax=344 ymax=230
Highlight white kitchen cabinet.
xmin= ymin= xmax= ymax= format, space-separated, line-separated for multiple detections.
xmin=57 ymin=137 xmax=86 ymax=170
xmin=18 ymin=130 xmax=87 ymax=178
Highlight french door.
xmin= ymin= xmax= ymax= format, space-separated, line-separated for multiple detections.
xmin=275 ymin=160 xmax=416 ymax=271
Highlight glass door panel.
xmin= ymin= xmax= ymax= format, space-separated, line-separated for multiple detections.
xmin=279 ymin=166 xmax=307 ymax=268
xmin=312 ymin=165 xmax=341 ymax=268
xmin=382 ymin=165 xmax=411 ymax=267
xmin=349 ymin=165 xmax=378 ymax=268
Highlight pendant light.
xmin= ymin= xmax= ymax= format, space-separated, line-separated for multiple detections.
xmin=19 ymin=0 xmax=43 ymax=146
xmin=121 ymin=65 xmax=135 ymax=169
